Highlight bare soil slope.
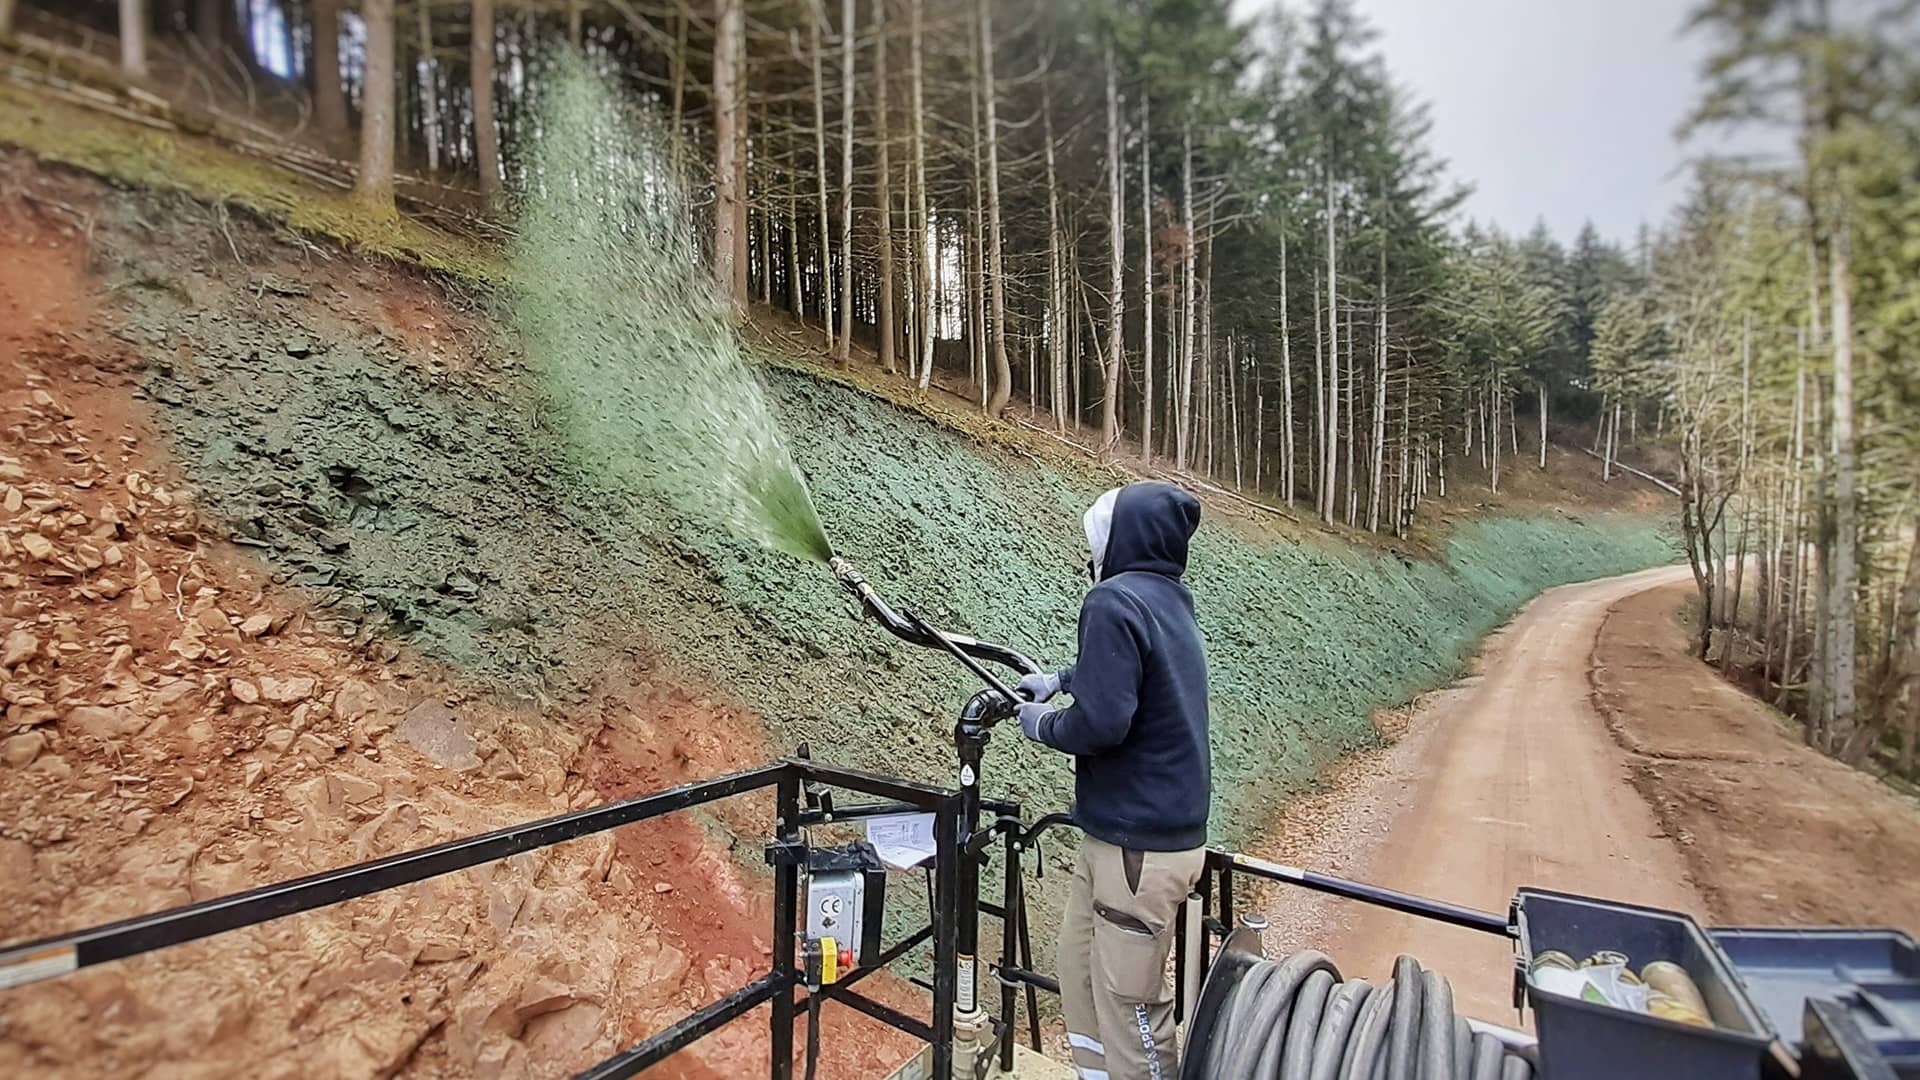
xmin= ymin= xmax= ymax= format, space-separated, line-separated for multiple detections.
xmin=1591 ymin=581 xmax=1920 ymax=929
xmin=0 ymin=160 xmax=916 ymax=1080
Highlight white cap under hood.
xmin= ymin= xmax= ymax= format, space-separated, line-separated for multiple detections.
xmin=1083 ymin=488 xmax=1121 ymax=581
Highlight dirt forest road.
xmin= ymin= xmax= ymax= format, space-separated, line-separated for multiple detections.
xmin=1259 ymin=564 xmax=1703 ymax=1021
xmin=1255 ymin=558 xmax=1920 ymax=1032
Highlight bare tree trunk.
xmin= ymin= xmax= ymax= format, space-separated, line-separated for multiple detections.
xmin=1040 ymin=86 xmax=1061 ymax=425
xmin=1027 ymin=331 xmax=1038 ymax=419
xmin=1728 ymin=501 xmax=1751 ymax=669
xmin=1176 ymin=123 xmax=1197 ymax=471
xmin=1100 ymin=41 xmax=1125 ymax=450
xmin=1321 ymin=167 xmax=1338 ymax=523
xmin=1199 ymin=239 xmax=1213 ymax=473
xmin=1161 ymin=258 xmax=1175 ymax=459
xmin=1810 ymin=369 xmax=1831 ymax=745
xmin=810 ymin=0 xmax=833 ymax=331
xmin=979 ymin=0 xmax=1012 ymax=414
xmin=194 ymin=0 xmax=221 ymax=48
xmin=966 ymin=15 xmax=985 ymax=409
xmin=1312 ymin=269 xmax=1323 ymax=507
xmin=1887 ymin=526 xmax=1920 ymax=774
xmin=1045 ymin=98 xmax=1067 ymax=428
xmin=910 ymin=0 xmax=933 ymax=387
xmin=1279 ymin=231 xmax=1295 ymax=504
xmin=874 ymin=4 xmax=896 ymax=373
xmin=836 ymin=0 xmax=857 ymax=363
xmin=789 ymin=139 xmax=805 ymax=319
xmin=1255 ymin=388 xmax=1266 ymax=491
xmin=471 ymin=0 xmax=500 ymax=200
xmin=416 ymin=3 xmax=440 ymax=174
xmin=1228 ymin=341 xmax=1243 ymax=488
xmin=353 ymin=0 xmax=397 ymax=210
xmin=1538 ymin=381 xmax=1548 ymax=468
xmin=1680 ymin=428 xmax=1722 ymax=659
xmin=712 ymin=0 xmax=743 ymax=297
xmin=1781 ymin=355 xmax=1807 ymax=703
xmin=670 ymin=1 xmax=689 ymax=178
xmin=1490 ymin=380 xmax=1503 ymax=495
xmin=1344 ymin=303 xmax=1355 ymax=525
xmin=312 ymin=0 xmax=348 ymax=145
xmin=757 ymin=101 xmax=773 ymax=305
xmin=973 ymin=214 xmax=986 ymax=408
xmin=734 ymin=51 xmax=750 ymax=302
xmin=1727 ymin=312 xmax=1755 ymax=651
xmin=1605 ymin=399 xmax=1620 ymax=482
xmin=567 ymin=0 xmax=583 ymax=44
xmin=1398 ymin=367 xmax=1411 ymax=534
xmin=1367 ymin=247 xmax=1387 ymax=532
xmin=1139 ymin=95 xmax=1154 ymax=462
xmin=1074 ymin=239 xmax=1089 ymax=425
xmin=1829 ymin=224 xmax=1861 ymax=758
xmin=1761 ymin=477 xmax=1780 ymax=677
xmin=119 ymin=0 xmax=148 ymax=76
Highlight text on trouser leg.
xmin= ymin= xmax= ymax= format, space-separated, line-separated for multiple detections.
xmin=1133 ymin=1003 xmax=1161 ymax=1080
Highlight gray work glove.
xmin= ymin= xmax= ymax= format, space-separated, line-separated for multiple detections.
xmin=1016 ymin=701 xmax=1055 ymax=742
xmin=1016 ymin=670 xmax=1063 ymax=703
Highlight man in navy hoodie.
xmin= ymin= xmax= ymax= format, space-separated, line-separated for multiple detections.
xmin=1015 ymin=481 xmax=1210 ymax=1080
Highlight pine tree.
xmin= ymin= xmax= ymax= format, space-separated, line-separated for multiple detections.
xmin=353 ymin=0 xmax=398 ymax=212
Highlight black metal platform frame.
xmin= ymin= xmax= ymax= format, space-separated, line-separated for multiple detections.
xmin=0 ymin=755 xmax=1063 ymax=1080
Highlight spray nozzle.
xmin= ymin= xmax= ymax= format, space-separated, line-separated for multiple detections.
xmin=829 ymin=556 xmax=863 ymax=593
xmin=829 ymin=556 xmax=876 ymax=620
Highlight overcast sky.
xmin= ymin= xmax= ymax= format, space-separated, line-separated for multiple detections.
xmin=1235 ymin=0 xmax=1741 ymax=247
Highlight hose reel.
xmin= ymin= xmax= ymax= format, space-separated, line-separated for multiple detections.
xmin=1184 ymin=934 xmax=1537 ymax=1080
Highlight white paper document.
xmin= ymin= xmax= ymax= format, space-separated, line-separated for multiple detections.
xmin=866 ymin=813 xmax=937 ymax=870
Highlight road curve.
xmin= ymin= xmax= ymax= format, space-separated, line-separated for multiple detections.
xmin=1261 ymin=564 xmax=1704 ymax=1021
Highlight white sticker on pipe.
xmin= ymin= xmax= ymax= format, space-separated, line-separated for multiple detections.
xmin=957 ymin=954 xmax=976 ymax=1012
xmin=0 ymin=946 xmax=76 ymax=990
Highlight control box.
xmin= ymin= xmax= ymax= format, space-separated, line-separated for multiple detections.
xmin=799 ymin=842 xmax=886 ymax=985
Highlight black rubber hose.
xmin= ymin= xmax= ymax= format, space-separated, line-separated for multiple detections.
xmin=1454 ymin=1015 xmax=1473 ymax=1080
xmin=1306 ymin=979 xmax=1372 ymax=1080
xmin=1192 ymin=949 xmax=1535 ymax=1080
xmin=1337 ymin=983 xmax=1395 ymax=1080
xmin=1220 ymin=951 xmax=1339 ymax=1080
xmin=1278 ymin=969 xmax=1337 ymax=1079
xmin=1210 ymin=957 xmax=1281 ymax=1079
xmin=1386 ymin=955 xmax=1423 ymax=1080
xmin=1469 ymin=1032 xmax=1504 ymax=1080
xmin=1418 ymin=969 xmax=1456 ymax=1080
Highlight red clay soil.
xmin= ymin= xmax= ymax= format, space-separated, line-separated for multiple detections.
xmin=1589 ymin=581 xmax=1920 ymax=929
xmin=0 ymin=182 xmax=917 ymax=1078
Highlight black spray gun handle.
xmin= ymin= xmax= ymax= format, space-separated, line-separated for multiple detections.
xmin=830 ymin=556 xmax=1043 ymax=722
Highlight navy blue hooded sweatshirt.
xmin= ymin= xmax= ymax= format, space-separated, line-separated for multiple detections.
xmin=1037 ymin=482 xmax=1210 ymax=851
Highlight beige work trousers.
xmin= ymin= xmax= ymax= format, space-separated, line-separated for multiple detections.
xmin=1056 ymin=837 xmax=1206 ymax=1080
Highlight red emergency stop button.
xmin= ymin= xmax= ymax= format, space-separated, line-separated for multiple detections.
xmin=839 ymin=948 xmax=855 ymax=971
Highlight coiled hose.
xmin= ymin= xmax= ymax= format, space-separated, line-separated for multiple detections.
xmin=1201 ymin=951 xmax=1535 ymax=1080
